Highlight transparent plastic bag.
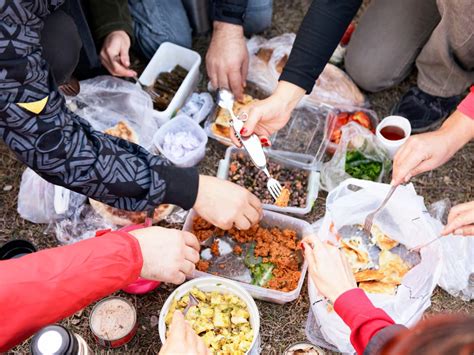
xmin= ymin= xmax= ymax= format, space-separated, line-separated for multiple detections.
xmin=306 ymin=179 xmax=443 ymax=353
xmin=321 ymin=122 xmax=391 ymax=192
xmin=246 ymin=34 xmax=366 ymax=107
xmin=17 ymin=168 xmax=86 ymax=224
xmin=68 ymin=76 xmax=159 ymax=150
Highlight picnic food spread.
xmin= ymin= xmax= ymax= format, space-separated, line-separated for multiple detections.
xmin=339 ymin=225 xmax=412 ymax=296
xmin=165 ymin=287 xmax=254 ymax=354
xmin=229 ymin=152 xmax=309 ymax=207
xmin=193 ymin=216 xmax=302 ymax=292
xmin=152 ymin=65 xmax=189 ymax=111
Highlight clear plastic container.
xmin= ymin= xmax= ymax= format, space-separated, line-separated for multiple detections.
xmin=324 ymin=106 xmax=379 ymax=155
xmin=153 ymin=115 xmax=208 ymax=167
xmin=139 ymin=42 xmax=201 ymax=126
xmin=217 ymin=146 xmax=320 ymax=215
xmin=183 ymin=209 xmax=310 ymax=304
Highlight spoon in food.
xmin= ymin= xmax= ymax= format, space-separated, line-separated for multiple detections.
xmin=216 ymin=89 xmax=283 ymax=200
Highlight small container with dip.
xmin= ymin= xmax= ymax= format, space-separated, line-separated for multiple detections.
xmin=375 ymin=115 xmax=412 ymax=158
xmin=89 ymin=296 xmax=138 ymax=348
xmin=0 ymin=239 xmax=37 ymax=260
xmin=284 ymin=341 xmax=326 ymax=355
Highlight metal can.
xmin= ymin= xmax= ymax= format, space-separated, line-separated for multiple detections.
xmin=31 ymin=324 xmax=91 ymax=355
xmin=283 ymin=341 xmax=326 ymax=355
xmin=89 ymin=296 xmax=138 ymax=348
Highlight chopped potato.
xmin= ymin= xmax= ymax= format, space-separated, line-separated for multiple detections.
xmin=166 ymin=287 xmax=254 ymax=355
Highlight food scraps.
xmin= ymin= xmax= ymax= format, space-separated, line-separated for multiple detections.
xmin=275 ymin=187 xmax=291 ymax=207
xmin=211 ymin=240 xmax=221 ymax=257
xmin=165 ymin=287 xmax=254 ymax=354
xmin=152 ymin=65 xmax=188 ymax=111
xmin=330 ymin=111 xmax=373 ymax=145
xmin=229 ymin=152 xmax=309 ymax=207
xmin=193 ymin=216 xmax=302 ymax=292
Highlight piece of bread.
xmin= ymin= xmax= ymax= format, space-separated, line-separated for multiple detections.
xmin=104 ymin=121 xmax=139 ymax=144
xmin=359 ymin=281 xmax=397 ymax=295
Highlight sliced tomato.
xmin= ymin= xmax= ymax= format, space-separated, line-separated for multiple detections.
xmin=350 ymin=111 xmax=372 ymax=130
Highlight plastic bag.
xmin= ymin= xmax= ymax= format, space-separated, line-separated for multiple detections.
xmin=428 ymin=199 xmax=474 ymax=301
xmin=306 ymin=179 xmax=443 ymax=353
xmin=246 ymin=34 xmax=366 ymax=107
xmin=321 ymin=122 xmax=391 ymax=192
xmin=17 ymin=168 xmax=86 ymax=224
xmin=68 ymin=76 xmax=159 ymax=150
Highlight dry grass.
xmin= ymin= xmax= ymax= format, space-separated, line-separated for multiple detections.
xmin=3 ymin=0 xmax=473 ymax=353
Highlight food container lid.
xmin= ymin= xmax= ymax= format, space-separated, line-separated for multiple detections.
xmin=269 ymin=104 xmax=334 ymax=170
xmin=31 ymin=325 xmax=78 ymax=355
xmin=0 ymin=239 xmax=37 ymax=260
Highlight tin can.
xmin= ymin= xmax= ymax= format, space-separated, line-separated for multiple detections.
xmin=283 ymin=341 xmax=326 ymax=355
xmin=89 ymin=297 xmax=138 ymax=348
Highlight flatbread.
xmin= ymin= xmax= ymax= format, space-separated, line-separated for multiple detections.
xmin=371 ymin=225 xmax=398 ymax=251
xmin=354 ymin=269 xmax=385 ymax=282
xmin=379 ymin=250 xmax=410 ymax=284
xmin=359 ymin=281 xmax=397 ymax=295
xmin=274 ymin=187 xmax=290 ymax=207
xmin=340 ymin=238 xmax=371 ymax=272
xmin=214 ymin=94 xmax=258 ymax=130
xmin=104 ymin=121 xmax=139 ymax=144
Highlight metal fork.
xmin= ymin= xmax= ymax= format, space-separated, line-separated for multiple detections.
xmin=132 ymin=76 xmax=161 ymax=101
xmin=216 ymin=89 xmax=283 ymax=201
xmin=183 ymin=293 xmax=200 ymax=316
xmin=363 ymin=185 xmax=397 ymax=234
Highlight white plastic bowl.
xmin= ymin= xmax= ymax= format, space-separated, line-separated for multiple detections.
xmin=153 ymin=114 xmax=208 ymax=167
xmin=158 ymin=277 xmax=260 ymax=355
xmin=139 ymin=42 xmax=201 ymax=125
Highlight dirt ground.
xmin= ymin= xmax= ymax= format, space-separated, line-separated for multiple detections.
xmin=2 ymin=0 xmax=473 ymax=354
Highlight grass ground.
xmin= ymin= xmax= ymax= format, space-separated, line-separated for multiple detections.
xmin=2 ymin=0 xmax=472 ymax=353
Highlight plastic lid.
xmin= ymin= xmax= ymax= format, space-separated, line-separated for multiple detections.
xmin=31 ymin=325 xmax=78 ymax=355
xmin=269 ymin=105 xmax=333 ymax=170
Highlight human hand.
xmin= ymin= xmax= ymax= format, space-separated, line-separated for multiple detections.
xmin=206 ymin=21 xmax=248 ymax=101
xmin=302 ymin=236 xmax=357 ymax=303
xmin=193 ymin=175 xmax=263 ymax=230
xmin=231 ymin=81 xmax=305 ymax=147
xmin=442 ymin=201 xmax=474 ymax=236
xmin=392 ymin=110 xmax=474 ymax=185
xmin=100 ymin=30 xmax=137 ymax=77
xmin=159 ymin=312 xmax=210 ymax=355
xmin=129 ymin=226 xmax=200 ymax=284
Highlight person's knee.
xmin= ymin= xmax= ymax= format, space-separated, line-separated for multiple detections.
xmin=41 ymin=10 xmax=82 ymax=84
xmin=243 ymin=0 xmax=273 ymax=35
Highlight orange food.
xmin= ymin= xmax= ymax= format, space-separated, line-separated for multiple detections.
xmin=210 ymin=240 xmax=220 ymax=257
xmin=233 ymin=245 xmax=243 ymax=255
xmin=196 ymin=260 xmax=210 ymax=272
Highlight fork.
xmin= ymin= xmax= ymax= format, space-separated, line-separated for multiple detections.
xmin=363 ymin=185 xmax=397 ymax=234
xmin=183 ymin=293 xmax=200 ymax=316
xmin=132 ymin=76 xmax=161 ymax=101
xmin=216 ymin=89 xmax=283 ymax=201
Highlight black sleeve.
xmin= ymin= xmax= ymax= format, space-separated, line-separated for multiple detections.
xmin=0 ymin=0 xmax=199 ymax=211
xmin=211 ymin=0 xmax=248 ymax=26
xmin=86 ymin=0 xmax=134 ymax=43
xmin=280 ymin=0 xmax=362 ymax=93
xmin=363 ymin=324 xmax=407 ymax=355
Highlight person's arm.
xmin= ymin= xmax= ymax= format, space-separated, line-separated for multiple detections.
xmin=234 ymin=0 xmax=362 ymax=146
xmin=457 ymin=86 xmax=474 ymax=120
xmin=0 ymin=232 xmax=142 ymax=351
xmin=0 ymin=0 xmax=198 ymax=211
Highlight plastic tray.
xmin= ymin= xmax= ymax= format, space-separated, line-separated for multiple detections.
xmin=183 ymin=209 xmax=310 ymax=304
xmin=217 ymin=146 xmax=320 ymax=215
xmin=324 ymin=106 xmax=379 ymax=155
xmin=153 ymin=114 xmax=208 ymax=167
xmin=139 ymin=42 xmax=201 ymax=126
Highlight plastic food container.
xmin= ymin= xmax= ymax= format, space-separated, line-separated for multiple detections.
xmin=284 ymin=341 xmax=327 ymax=354
xmin=153 ymin=114 xmax=208 ymax=167
xmin=139 ymin=42 xmax=201 ymax=125
xmin=217 ymin=146 xmax=320 ymax=215
xmin=325 ymin=106 xmax=379 ymax=155
xmin=183 ymin=209 xmax=310 ymax=304
xmin=158 ymin=277 xmax=261 ymax=355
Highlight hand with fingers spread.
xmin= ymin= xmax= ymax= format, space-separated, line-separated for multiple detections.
xmin=302 ymin=237 xmax=357 ymax=303
xmin=100 ymin=30 xmax=137 ymax=78
xmin=128 ymin=227 xmax=200 ymax=284
xmin=193 ymin=175 xmax=263 ymax=230
xmin=159 ymin=312 xmax=210 ymax=355
xmin=206 ymin=22 xmax=248 ymax=101
xmin=231 ymin=81 xmax=306 ymax=147
xmin=442 ymin=201 xmax=474 ymax=236
xmin=392 ymin=110 xmax=474 ymax=186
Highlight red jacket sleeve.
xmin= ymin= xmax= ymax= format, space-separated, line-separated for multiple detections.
xmin=0 ymin=232 xmax=143 ymax=351
xmin=334 ymin=288 xmax=395 ymax=355
xmin=458 ymin=86 xmax=474 ymax=120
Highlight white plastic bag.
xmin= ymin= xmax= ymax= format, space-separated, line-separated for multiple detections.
xmin=17 ymin=168 xmax=86 ymax=224
xmin=321 ymin=122 xmax=391 ymax=192
xmin=306 ymin=179 xmax=443 ymax=353
xmin=68 ymin=76 xmax=159 ymax=150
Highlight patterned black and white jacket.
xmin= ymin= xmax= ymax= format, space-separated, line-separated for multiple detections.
xmin=0 ymin=0 xmax=199 ymax=212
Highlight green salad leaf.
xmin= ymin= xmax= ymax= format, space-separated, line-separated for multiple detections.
xmin=345 ymin=150 xmax=383 ymax=181
xmin=244 ymin=242 xmax=274 ymax=286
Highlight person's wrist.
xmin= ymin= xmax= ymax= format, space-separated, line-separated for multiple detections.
xmin=274 ymin=81 xmax=306 ymax=112
xmin=213 ymin=21 xmax=244 ymax=37
xmin=440 ymin=110 xmax=474 ymax=145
